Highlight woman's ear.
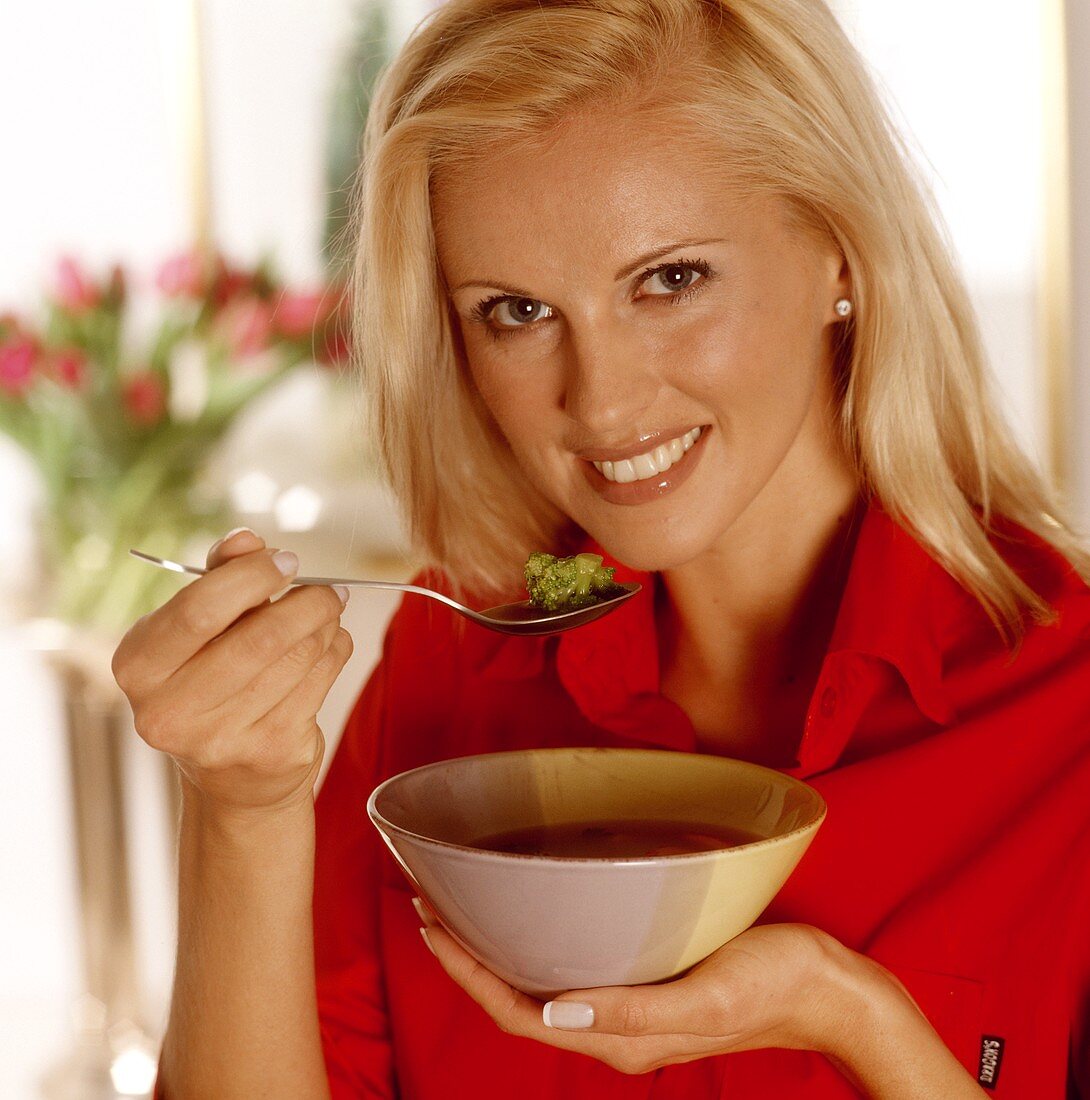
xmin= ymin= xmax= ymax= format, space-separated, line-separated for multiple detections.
xmin=835 ymin=255 xmax=852 ymax=301
xmin=823 ymin=252 xmax=852 ymax=324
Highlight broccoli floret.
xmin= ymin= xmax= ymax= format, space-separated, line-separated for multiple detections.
xmin=524 ymin=551 xmax=624 ymax=611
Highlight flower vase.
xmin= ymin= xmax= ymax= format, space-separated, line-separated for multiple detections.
xmin=30 ymin=620 xmax=173 ymax=1100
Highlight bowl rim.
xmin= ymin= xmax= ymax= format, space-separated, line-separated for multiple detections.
xmin=366 ymin=746 xmax=827 ymax=864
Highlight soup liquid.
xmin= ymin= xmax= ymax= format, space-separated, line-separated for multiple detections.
xmin=470 ymin=818 xmax=763 ymax=858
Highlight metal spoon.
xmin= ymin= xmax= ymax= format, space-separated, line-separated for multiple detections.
xmin=128 ymin=548 xmax=641 ymax=637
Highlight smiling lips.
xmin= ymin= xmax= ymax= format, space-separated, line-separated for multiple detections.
xmin=579 ymin=425 xmax=709 ymax=506
xmin=590 ymin=427 xmax=703 ymax=483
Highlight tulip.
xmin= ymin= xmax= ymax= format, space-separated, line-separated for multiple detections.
xmin=122 ymin=370 xmax=167 ymax=426
xmin=0 ymin=337 xmax=37 ymax=396
xmin=273 ymin=291 xmax=332 ymax=339
xmin=156 ymin=251 xmax=206 ymax=298
xmin=210 ymin=258 xmax=255 ymax=308
xmin=55 ymin=257 xmax=102 ymax=314
xmin=222 ymin=297 xmax=274 ymax=358
xmin=51 ymin=348 xmax=89 ymax=390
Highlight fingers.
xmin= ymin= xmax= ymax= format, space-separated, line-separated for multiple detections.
xmin=241 ymin=625 xmax=354 ymax=735
xmin=546 ymin=977 xmax=730 ymax=1040
xmin=205 ymin=615 xmax=342 ymax=726
xmin=421 ymin=922 xmax=551 ymax=1040
xmin=422 ymin=901 xmax=726 ymax=1043
xmin=206 ymin=526 xmax=262 ymax=569
xmin=170 ymin=581 xmax=348 ymax=707
xmin=115 ymin=535 xmax=302 ymax=694
xmin=112 ymin=526 xmax=355 ymax=812
xmin=419 ymin=919 xmax=703 ymax=1074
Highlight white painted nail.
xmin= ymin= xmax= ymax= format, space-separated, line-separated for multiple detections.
xmin=542 ymin=1001 xmax=595 ymax=1029
xmin=224 ymin=526 xmax=255 ymax=541
xmin=273 ymin=550 xmax=298 ymax=577
xmin=411 ymin=897 xmax=428 ymax=923
xmin=419 ymin=927 xmax=437 ymax=957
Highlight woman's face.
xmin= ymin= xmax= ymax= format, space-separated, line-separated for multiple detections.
xmin=432 ymin=106 xmax=853 ymax=572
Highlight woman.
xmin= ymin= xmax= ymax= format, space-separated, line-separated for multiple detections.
xmin=112 ymin=0 xmax=1090 ymax=1096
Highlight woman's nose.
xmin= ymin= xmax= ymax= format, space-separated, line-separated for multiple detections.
xmin=560 ymin=325 xmax=660 ymax=437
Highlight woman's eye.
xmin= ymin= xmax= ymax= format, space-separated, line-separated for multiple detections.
xmin=642 ymin=263 xmax=705 ymax=296
xmin=490 ymin=297 xmax=552 ymax=327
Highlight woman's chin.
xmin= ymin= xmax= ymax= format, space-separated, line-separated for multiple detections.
xmin=591 ymin=526 xmax=714 ymax=576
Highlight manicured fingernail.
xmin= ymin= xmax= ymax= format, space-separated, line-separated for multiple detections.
xmin=419 ymin=927 xmax=437 ymax=957
xmin=333 ymin=585 xmax=350 ymax=605
xmin=224 ymin=526 xmax=255 ymax=541
xmin=411 ymin=897 xmax=428 ymax=923
xmin=542 ymin=1001 xmax=594 ymax=1030
xmin=273 ymin=550 xmax=298 ymax=577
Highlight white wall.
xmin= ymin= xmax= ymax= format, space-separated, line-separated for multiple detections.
xmin=833 ymin=0 xmax=1048 ymax=468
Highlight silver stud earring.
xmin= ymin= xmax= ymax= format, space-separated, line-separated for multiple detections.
xmin=834 ymin=298 xmax=853 ymax=318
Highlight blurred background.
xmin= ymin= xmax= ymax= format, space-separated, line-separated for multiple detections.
xmin=0 ymin=1 xmax=1087 ymax=1096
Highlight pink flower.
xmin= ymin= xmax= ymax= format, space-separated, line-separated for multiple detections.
xmin=222 ymin=298 xmax=274 ymax=358
xmin=210 ymin=258 xmax=256 ymax=308
xmin=273 ymin=291 xmax=332 ymax=338
xmin=122 ymin=371 xmax=167 ymax=426
xmin=51 ymin=348 xmax=89 ymax=390
xmin=54 ymin=256 xmax=101 ymax=314
xmin=0 ymin=337 xmax=38 ymax=396
xmin=156 ymin=251 xmax=206 ymax=298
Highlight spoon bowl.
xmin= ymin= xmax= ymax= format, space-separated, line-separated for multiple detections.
xmin=128 ymin=549 xmax=641 ymax=636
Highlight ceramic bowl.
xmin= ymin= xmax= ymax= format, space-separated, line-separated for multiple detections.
xmin=367 ymin=747 xmax=826 ymax=998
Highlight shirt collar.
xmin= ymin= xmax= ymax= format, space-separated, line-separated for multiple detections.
xmin=823 ymin=502 xmax=956 ymax=726
xmin=479 ymin=500 xmax=956 ymax=742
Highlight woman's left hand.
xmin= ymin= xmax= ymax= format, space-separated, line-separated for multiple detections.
xmin=416 ymin=902 xmax=871 ymax=1074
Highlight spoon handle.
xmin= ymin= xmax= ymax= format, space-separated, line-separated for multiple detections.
xmin=127 ymin=549 xmax=473 ymax=616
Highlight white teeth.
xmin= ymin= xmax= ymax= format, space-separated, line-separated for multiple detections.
xmin=591 ymin=427 xmax=703 ymax=484
xmin=632 ymin=452 xmax=658 ymax=479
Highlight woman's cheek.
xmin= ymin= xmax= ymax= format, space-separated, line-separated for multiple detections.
xmin=469 ymin=346 xmax=560 ymax=435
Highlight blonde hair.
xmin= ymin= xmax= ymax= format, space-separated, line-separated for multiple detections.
xmin=351 ymin=0 xmax=1089 ymax=642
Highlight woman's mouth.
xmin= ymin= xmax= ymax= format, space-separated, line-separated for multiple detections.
xmin=591 ymin=426 xmax=703 ymax=483
xmin=580 ymin=426 xmax=709 ymax=505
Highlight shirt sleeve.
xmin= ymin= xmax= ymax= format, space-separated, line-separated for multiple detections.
xmin=312 ymin=638 xmax=397 ymax=1099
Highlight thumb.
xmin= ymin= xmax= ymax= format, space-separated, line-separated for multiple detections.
xmin=206 ymin=526 xmax=265 ymax=569
xmin=544 ymin=975 xmax=725 ymax=1038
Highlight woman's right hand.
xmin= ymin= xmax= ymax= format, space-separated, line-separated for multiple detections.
xmin=111 ymin=527 xmax=353 ymax=814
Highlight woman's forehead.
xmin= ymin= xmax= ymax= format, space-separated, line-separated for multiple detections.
xmin=432 ymin=103 xmax=734 ymax=203
xmin=430 ymin=110 xmax=777 ymax=278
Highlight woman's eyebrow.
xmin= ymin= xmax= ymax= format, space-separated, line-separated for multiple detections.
xmin=612 ymin=237 xmax=728 ymax=281
xmin=450 ymin=237 xmax=728 ymax=297
xmin=451 ymin=277 xmax=535 ymax=298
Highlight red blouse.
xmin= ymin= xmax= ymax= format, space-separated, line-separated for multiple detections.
xmin=313 ymin=504 xmax=1090 ymax=1098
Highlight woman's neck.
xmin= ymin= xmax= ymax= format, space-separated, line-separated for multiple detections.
xmin=656 ymin=465 xmax=864 ymax=761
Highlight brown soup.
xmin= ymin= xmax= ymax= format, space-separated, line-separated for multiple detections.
xmin=470 ymin=818 xmax=763 ymax=858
